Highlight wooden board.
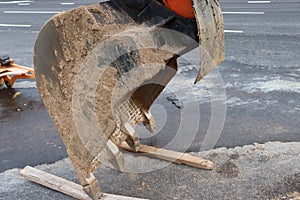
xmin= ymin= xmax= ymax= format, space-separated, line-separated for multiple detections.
xmin=119 ymin=143 xmax=213 ymax=170
xmin=20 ymin=166 xmax=148 ymax=200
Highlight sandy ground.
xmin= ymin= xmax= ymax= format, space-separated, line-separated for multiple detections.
xmin=1 ymin=141 xmax=299 ymax=200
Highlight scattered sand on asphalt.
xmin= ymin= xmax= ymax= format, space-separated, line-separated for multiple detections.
xmin=1 ymin=141 xmax=299 ymax=200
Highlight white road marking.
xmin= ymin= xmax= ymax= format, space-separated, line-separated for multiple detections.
xmin=0 ymin=0 xmax=33 ymax=4
xmin=60 ymin=2 xmax=75 ymax=5
xmin=248 ymin=1 xmax=271 ymax=3
xmin=17 ymin=3 xmax=30 ymax=5
xmin=225 ymin=30 xmax=243 ymax=33
xmin=0 ymin=23 xmax=31 ymax=27
xmin=4 ymin=11 xmax=60 ymax=14
xmin=223 ymin=11 xmax=265 ymax=14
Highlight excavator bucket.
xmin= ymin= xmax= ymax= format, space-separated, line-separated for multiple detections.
xmin=193 ymin=0 xmax=225 ymax=83
xmin=34 ymin=0 xmax=224 ymax=199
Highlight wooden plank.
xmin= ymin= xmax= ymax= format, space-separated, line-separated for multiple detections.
xmin=20 ymin=166 xmax=147 ymax=200
xmin=119 ymin=143 xmax=213 ymax=170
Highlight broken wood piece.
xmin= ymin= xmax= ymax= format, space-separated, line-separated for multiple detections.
xmin=20 ymin=166 xmax=148 ymax=200
xmin=119 ymin=143 xmax=214 ymax=170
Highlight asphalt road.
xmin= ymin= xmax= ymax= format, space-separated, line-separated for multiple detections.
xmin=0 ymin=0 xmax=300 ymax=173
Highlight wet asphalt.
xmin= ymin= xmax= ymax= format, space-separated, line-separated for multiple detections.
xmin=1 ymin=0 xmax=300 ymax=173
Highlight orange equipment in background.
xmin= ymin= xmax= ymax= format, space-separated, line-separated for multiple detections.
xmin=0 ymin=56 xmax=35 ymax=88
xmin=162 ymin=0 xmax=195 ymax=18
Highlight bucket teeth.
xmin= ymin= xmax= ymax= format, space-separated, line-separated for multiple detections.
xmin=82 ymin=173 xmax=102 ymax=200
xmin=142 ymin=110 xmax=156 ymax=133
xmin=122 ymin=122 xmax=141 ymax=151
xmin=106 ymin=140 xmax=125 ymax=172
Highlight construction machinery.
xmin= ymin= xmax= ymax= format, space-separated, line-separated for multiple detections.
xmin=34 ymin=0 xmax=224 ymax=199
xmin=0 ymin=56 xmax=35 ymax=88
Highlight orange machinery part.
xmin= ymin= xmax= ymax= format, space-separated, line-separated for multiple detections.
xmin=162 ymin=0 xmax=195 ymax=19
xmin=0 ymin=59 xmax=35 ymax=88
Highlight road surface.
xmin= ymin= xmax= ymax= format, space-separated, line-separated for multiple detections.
xmin=0 ymin=0 xmax=299 ymax=174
